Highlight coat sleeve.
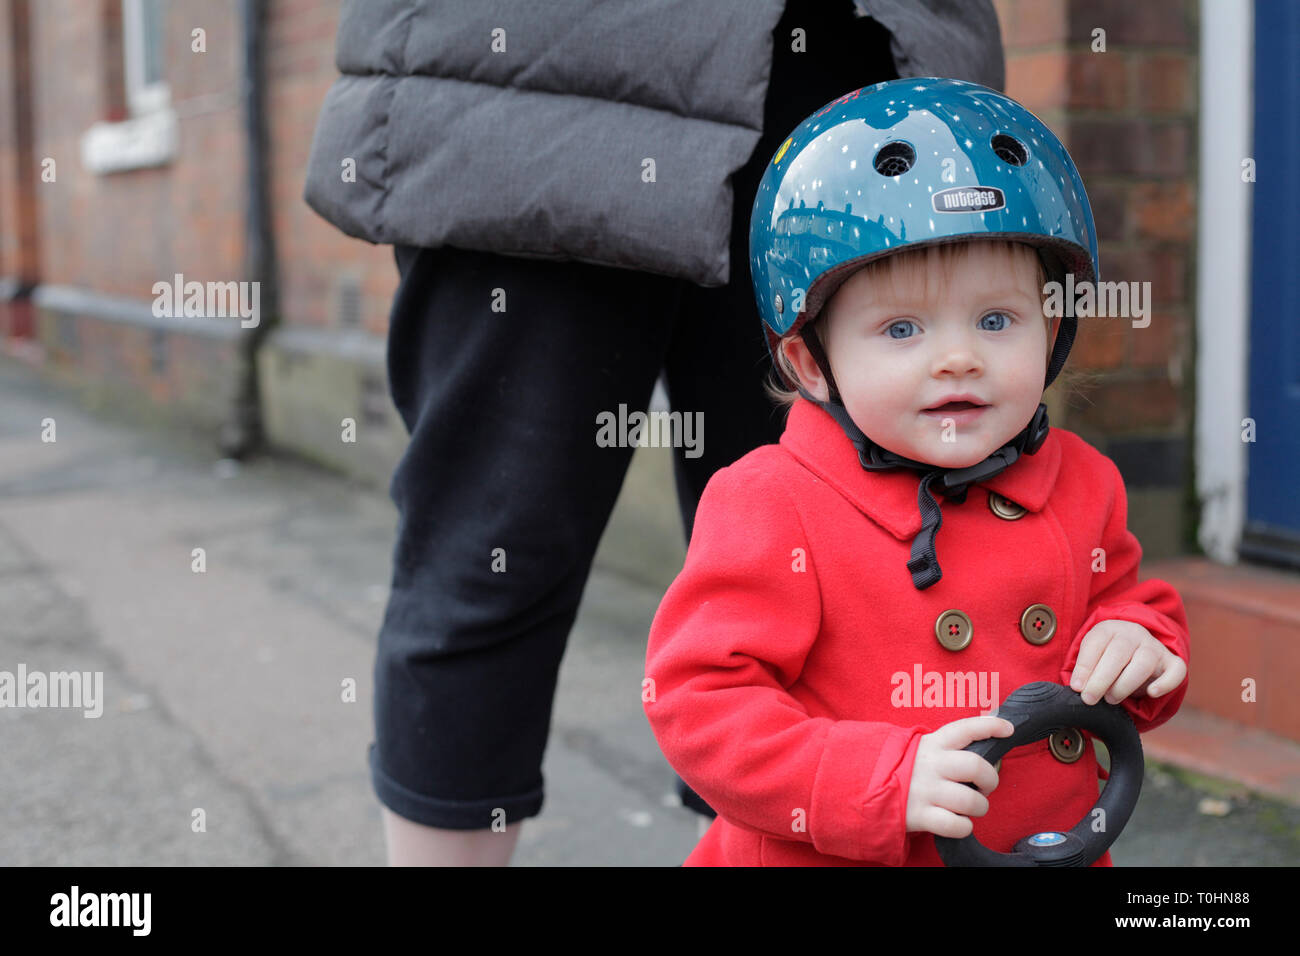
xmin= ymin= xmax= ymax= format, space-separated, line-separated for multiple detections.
xmin=1059 ymin=453 xmax=1191 ymax=733
xmin=644 ymin=462 xmax=927 ymax=865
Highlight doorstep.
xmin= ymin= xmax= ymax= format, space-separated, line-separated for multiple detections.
xmin=1142 ymin=705 xmax=1300 ymax=806
xmin=1140 ymin=556 xmax=1300 ymax=805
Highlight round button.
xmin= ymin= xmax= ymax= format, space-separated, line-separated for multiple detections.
xmin=1028 ymin=831 xmax=1067 ymax=846
xmin=988 ymin=491 xmax=1027 ymax=520
xmin=934 ymin=609 xmax=973 ymax=651
xmin=1019 ymin=603 xmax=1057 ymax=645
xmin=1049 ymin=727 xmax=1085 ymax=763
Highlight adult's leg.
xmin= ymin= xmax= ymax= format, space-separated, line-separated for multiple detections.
xmin=374 ymin=244 xmax=682 ymax=862
xmin=662 ymin=0 xmax=900 ymax=817
xmin=382 ymin=807 xmax=523 ymax=867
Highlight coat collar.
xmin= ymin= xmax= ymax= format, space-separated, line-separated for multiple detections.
xmin=779 ymin=397 xmax=1062 ymax=541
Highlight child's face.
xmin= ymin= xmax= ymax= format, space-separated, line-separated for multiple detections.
xmin=783 ymin=242 xmax=1059 ymax=469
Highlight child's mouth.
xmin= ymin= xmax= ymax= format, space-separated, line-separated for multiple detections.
xmin=921 ymin=400 xmax=990 ymax=422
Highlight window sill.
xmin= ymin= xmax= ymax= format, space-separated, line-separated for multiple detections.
xmin=80 ymin=107 xmax=177 ymax=174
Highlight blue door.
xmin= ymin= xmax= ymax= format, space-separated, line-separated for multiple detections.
xmin=1245 ymin=0 xmax=1300 ymax=567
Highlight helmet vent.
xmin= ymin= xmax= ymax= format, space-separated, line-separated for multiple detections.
xmin=991 ymin=134 xmax=1028 ymax=166
xmin=873 ymin=141 xmax=916 ymax=177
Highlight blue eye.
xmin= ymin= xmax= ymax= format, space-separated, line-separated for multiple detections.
xmin=980 ymin=312 xmax=1010 ymax=331
xmin=886 ymin=320 xmax=917 ymax=339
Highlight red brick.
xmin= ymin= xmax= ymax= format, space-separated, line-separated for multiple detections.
xmin=1129 ymin=310 xmax=1182 ymax=368
xmin=1132 ymin=181 xmax=1194 ymax=241
xmin=1005 ymin=52 xmax=1067 ymax=111
xmin=992 ymin=0 xmax=1015 ymax=43
xmin=1076 ymin=376 xmax=1184 ymax=432
xmin=1071 ymin=313 xmax=1127 ymax=369
xmin=1065 ymin=118 xmax=1138 ymax=175
xmin=997 ymin=0 xmax=1069 ymax=48
xmin=1085 ymin=180 xmax=1128 ymax=242
xmin=1067 ymin=50 xmax=1127 ymax=110
xmin=1134 ymin=122 xmax=1192 ymax=177
xmin=1069 ymin=119 xmax=1189 ymax=178
xmin=1068 ymin=0 xmax=1193 ymax=47
xmin=269 ymin=0 xmax=337 ymax=29
xmin=1137 ymin=54 xmax=1194 ymax=113
xmin=273 ymin=11 xmax=337 ymax=49
xmin=1102 ymin=247 xmax=1186 ymax=306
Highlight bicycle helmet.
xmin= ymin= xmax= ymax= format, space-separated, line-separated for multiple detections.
xmin=749 ymin=77 xmax=1099 ymax=589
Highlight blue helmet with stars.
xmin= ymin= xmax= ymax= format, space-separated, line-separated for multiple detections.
xmin=749 ymin=77 xmax=1099 ymax=393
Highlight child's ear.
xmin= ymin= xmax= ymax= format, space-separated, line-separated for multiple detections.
xmin=781 ymin=332 xmax=831 ymax=403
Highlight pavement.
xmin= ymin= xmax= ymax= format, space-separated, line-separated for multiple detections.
xmin=1 ymin=354 xmax=1298 ymax=866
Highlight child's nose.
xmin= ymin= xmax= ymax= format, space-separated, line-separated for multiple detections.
xmin=931 ymin=330 xmax=984 ymax=376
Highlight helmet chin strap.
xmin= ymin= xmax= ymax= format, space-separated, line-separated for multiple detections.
xmin=796 ymin=325 xmax=1050 ymax=590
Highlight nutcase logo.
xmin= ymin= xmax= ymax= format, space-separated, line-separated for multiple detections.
xmin=932 ymin=186 xmax=1006 ymax=214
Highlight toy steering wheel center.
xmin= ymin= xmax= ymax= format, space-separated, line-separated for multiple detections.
xmin=933 ymin=681 xmax=1144 ymax=867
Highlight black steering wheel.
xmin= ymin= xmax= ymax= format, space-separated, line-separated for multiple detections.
xmin=933 ymin=681 xmax=1143 ymax=866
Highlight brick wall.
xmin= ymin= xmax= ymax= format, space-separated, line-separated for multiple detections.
xmin=994 ymin=0 xmax=1197 ymax=555
xmin=27 ymin=0 xmax=240 ymax=294
xmin=995 ymin=0 xmax=1196 ymax=437
xmin=0 ymin=0 xmax=399 ymax=440
xmin=6 ymin=0 xmax=395 ymax=335
xmin=265 ymin=0 xmax=394 ymax=335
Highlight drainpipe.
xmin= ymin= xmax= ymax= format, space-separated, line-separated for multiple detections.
xmin=3 ymin=0 xmax=39 ymax=343
xmin=222 ymin=0 xmax=277 ymax=458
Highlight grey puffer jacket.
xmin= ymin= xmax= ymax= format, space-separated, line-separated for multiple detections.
xmin=304 ymin=0 xmax=1004 ymax=288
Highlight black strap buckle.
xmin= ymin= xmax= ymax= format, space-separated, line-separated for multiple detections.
xmin=1023 ymin=402 xmax=1050 ymax=455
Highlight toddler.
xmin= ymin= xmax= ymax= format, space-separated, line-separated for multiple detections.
xmin=643 ymin=78 xmax=1190 ymax=866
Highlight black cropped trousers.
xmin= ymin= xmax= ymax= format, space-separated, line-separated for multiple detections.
xmin=370 ymin=0 xmax=898 ymax=829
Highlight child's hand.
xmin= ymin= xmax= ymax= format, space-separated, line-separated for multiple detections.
xmin=1069 ymin=619 xmax=1187 ymax=706
xmin=905 ymin=716 xmax=1015 ymax=839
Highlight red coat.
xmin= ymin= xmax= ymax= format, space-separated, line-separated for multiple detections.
xmin=644 ymin=397 xmax=1190 ymax=866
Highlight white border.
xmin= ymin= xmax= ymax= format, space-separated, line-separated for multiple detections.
xmin=1195 ymin=0 xmax=1253 ymax=563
